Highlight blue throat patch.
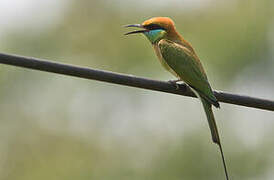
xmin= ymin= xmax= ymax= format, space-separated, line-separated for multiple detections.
xmin=144 ymin=29 xmax=166 ymax=43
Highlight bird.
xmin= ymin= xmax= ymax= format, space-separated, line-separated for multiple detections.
xmin=125 ymin=17 xmax=229 ymax=180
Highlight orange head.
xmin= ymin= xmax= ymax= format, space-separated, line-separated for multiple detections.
xmin=141 ymin=17 xmax=176 ymax=33
xmin=125 ymin=17 xmax=179 ymax=44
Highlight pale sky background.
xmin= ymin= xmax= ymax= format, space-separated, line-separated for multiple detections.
xmin=0 ymin=0 xmax=66 ymax=37
xmin=0 ymin=0 xmax=235 ymax=36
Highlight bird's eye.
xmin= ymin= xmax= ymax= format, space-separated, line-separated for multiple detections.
xmin=144 ymin=24 xmax=166 ymax=30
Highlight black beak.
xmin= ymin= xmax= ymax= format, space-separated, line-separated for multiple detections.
xmin=124 ymin=24 xmax=147 ymax=35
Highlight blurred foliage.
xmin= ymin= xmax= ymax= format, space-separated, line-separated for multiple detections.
xmin=1 ymin=123 xmax=272 ymax=180
xmin=1 ymin=0 xmax=273 ymax=82
xmin=0 ymin=0 xmax=274 ymax=179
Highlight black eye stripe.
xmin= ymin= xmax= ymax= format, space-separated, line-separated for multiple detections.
xmin=144 ymin=24 xmax=166 ymax=30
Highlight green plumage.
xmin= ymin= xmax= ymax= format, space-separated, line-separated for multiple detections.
xmin=158 ymin=39 xmax=220 ymax=144
xmin=200 ymin=96 xmax=220 ymax=144
xmin=125 ymin=17 xmax=229 ymax=179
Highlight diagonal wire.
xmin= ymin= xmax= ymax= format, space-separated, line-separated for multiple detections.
xmin=0 ymin=52 xmax=273 ymax=111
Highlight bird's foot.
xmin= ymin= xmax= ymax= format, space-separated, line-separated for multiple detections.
xmin=168 ymin=79 xmax=181 ymax=90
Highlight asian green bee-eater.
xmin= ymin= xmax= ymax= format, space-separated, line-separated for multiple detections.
xmin=125 ymin=17 xmax=229 ymax=180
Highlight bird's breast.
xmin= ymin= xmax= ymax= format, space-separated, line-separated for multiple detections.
xmin=153 ymin=43 xmax=180 ymax=78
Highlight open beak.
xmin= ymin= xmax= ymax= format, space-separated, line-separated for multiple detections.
xmin=124 ymin=24 xmax=147 ymax=35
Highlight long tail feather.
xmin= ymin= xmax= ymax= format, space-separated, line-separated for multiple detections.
xmin=200 ymin=97 xmax=229 ymax=180
xmin=200 ymin=98 xmax=220 ymax=144
xmin=218 ymin=143 xmax=229 ymax=180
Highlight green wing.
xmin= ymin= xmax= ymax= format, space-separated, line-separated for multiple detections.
xmin=158 ymin=39 xmax=219 ymax=107
xmin=158 ymin=40 xmax=229 ymax=178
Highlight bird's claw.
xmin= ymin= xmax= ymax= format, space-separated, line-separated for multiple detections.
xmin=168 ymin=79 xmax=181 ymax=90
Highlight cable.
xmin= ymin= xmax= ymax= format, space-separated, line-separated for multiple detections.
xmin=0 ymin=52 xmax=273 ymax=111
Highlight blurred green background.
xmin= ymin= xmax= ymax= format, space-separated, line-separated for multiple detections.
xmin=0 ymin=0 xmax=274 ymax=179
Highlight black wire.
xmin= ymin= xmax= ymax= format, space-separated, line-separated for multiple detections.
xmin=0 ymin=52 xmax=273 ymax=112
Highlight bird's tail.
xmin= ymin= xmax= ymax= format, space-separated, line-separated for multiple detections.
xmin=201 ymin=97 xmax=220 ymax=144
xmin=200 ymin=97 xmax=229 ymax=180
